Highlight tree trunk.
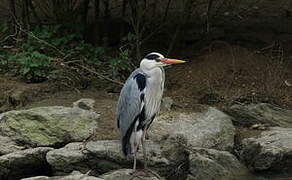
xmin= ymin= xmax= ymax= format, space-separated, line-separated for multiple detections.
xmin=82 ymin=0 xmax=90 ymax=40
xmin=82 ymin=0 xmax=90 ymax=23
xmin=8 ymin=0 xmax=16 ymax=33
xmin=22 ymin=0 xmax=30 ymax=31
xmin=103 ymin=0 xmax=110 ymax=17
xmin=206 ymin=0 xmax=214 ymax=33
xmin=163 ymin=0 xmax=172 ymax=21
xmin=28 ymin=0 xmax=40 ymax=25
xmin=129 ymin=0 xmax=141 ymax=61
xmin=95 ymin=0 xmax=100 ymax=19
xmin=8 ymin=0 xmax=16 ymax=18
xmin=167 ymin=0 xmax=194 ymax=56
xmin=122 ymin=0 xmax=128 ymax=17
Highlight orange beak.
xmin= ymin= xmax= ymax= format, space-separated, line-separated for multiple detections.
xmin=159 ymin=58 xmax=186 ymax=64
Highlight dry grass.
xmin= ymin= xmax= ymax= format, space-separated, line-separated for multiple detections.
xmin=166 ymin=42 xmax=292 ymax=110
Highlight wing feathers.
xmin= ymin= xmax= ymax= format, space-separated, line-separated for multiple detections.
xmin=117 ymin=69 xmax=146 ymax=156
xmin=134 ymin=73 xmax=146 ymax=91
xmin=122 ymin=114 xmax=139 ymax=156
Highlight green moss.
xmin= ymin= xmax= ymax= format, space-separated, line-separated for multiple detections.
xmin=0 ymin=106 xmax=98 ymax=146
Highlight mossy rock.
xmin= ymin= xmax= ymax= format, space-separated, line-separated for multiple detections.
xmin=0 ymin=106 xmax=99 ymax=147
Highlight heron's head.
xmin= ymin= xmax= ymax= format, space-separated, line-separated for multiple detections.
xmin=140 ymin=52 xmax=185 ymax=70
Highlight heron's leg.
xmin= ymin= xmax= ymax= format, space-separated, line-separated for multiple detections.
xmin=142 ymin=129 xmax=148 ymax=169
xmin=133 ymin=150 xmax=137 ymax=171
xmin=132 ymin=125 xmax=139 ymax=171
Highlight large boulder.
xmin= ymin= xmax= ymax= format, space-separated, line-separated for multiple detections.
xmin=22 ymin=171 xmax=103 ymax=180
xmin=239 ymin=127 xmax=292 ymax=172
xmin=148 ymin=105 xmax=235 ymax=151
xmin=227 ymin=103 xmax=292 ymax=127
xmin=99 ymin=169 xmax=164 ymax=180
xmin=46 ymin=140 xmax=182 ymax=178
xmin=0 ymin=105 xmax=99 ymax=147
xmin=0 ymin=147 xmax=53 ymax=180
xmin=187 ymin=148 xmax=249 ymax=180
xmin=0 ymin=135 xmax=24 ymax=155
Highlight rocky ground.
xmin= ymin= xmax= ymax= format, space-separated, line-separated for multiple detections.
xmin=1 ymin=96 xmax=292 ymax=180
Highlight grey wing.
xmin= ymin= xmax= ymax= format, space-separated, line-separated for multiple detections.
xmin=117 ymin=69 xmax=145 ymax=137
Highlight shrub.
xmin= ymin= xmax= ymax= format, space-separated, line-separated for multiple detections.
xmin=1 ymin=24 xmax=133 ymax=85
xmin=108 ymin=48 xmax=132 ymax=80
xmin=9 ymin=51 xmax=51 ymax=83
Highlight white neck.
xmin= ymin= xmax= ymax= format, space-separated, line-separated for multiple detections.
xmin=144 ymin=67 xmax=164 ymax=119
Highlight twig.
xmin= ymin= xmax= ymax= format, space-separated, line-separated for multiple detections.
xmin=74 ymin=63 xmax=124 ymax=86
xmin=63 ymin=59 xmax=83 ymax=64
xmin=163 ymin=0 xmax=172 ymax=21
xmin=11 ymin=11 xmax=124 ymax=87
xmin=167 ymin=0 xmax=193 ymax=56
xmin=28 ymin=0 xmax=41 ymax=24
xmin=52 ymin=58 xmax=124 ymax=86
xmin=0 ymin=32 xmax=17 ymax=44
xmin=11 ymin=13 xmax=65 ymax=56
xmin=206 ymin=0 xmax=214 ymax=33
xmin=140 ymin=22 xmax=167 ymax=45
xmin=285 ymin=80 xmax=292 ymax=87
xmin=16 ymin=26 xmax=65 ymax=56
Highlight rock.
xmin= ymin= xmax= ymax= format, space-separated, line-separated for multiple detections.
xmin=0 ymin=147 xmax=53 ymax=180
xmin=46 ymin=142 xmax=91 ymax=175
xmin=149 ymin=105 xmax=235 ymax=151
xmin=73 ymin=98 xmax=95 ymax=111
xmin=8 ymin=88 xmax=29 ymax=107
xmin=239 ymin=127 xmax=292 ymax=172
xmin=99 ymin=169 xmax=163 ymax=180
xmin=0 ymin=106 xmax=99 ymax=147
xmin=22 ymin=171 xmax=103 ymax=180
xmin=46 ymin=140 xmax=179 ymax=178
xmin=161 ymin=97 xmax=173 ymax=111
xmin=0 ymin=135 xmax=24 ymax=155
xmin=227 ymin=103 xmax=292 ymax=127
xmin=187 ymin=148 xmax=249 ymax=180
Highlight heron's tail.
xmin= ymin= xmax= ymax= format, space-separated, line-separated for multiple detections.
xmin=121 ymin=127 xmax=143 ymax=157
xmin=121 ymin=135 xmax=132 ymax=156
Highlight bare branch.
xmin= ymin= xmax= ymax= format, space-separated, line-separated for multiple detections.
xmin=206 ymin=0 xmax=214 ymax=33
xmin=16 ymin=24 xmax=65 ymax=56
xmin=163 ymin=0 xmax=172 ymax=21
xmin=74 ymin=63 xmax=124 ymax=86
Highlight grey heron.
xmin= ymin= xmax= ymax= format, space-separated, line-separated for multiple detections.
xmin=117 ymin=52 xmax=185 ymax=170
